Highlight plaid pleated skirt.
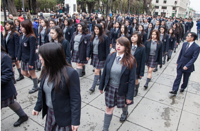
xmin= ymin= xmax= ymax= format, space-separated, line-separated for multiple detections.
xmin=21 ymin=59 xmax=40 ymax=71
xmin=146 ymin=55 xmax=157 ymax=68
xmin=71 ymin=50 xmax=88 ymax=64
xmin=45 ymin=107 xmax=72 ymax=131
xmin=1 ymin=94 xmax=17 ymax=109
xmin=105 ymin=85 xmax=133 ymax=108
xmin=91 ymin=54 xmax=105 ymax=69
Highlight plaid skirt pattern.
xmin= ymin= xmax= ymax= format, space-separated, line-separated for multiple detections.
xmin=71 ymin=50 xmax=88 ymax=64
xmin=45 ymin=107 xmax=72 ymax=131
xmin=21 ymin=59 xmax=40 ymax=71
xmin=1 ymin=95 xmax=16 ymax=108
xmin=91 ymin=54 xmax=105 ymax=69
xmin=146 ymin=55 xmax=157 ymax=68
xmin=105 ymin=85 xmax=133 ymax=108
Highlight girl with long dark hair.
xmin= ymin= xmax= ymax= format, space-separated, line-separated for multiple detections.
xmin=138 ymin=25 xmax=147 ymax=44
xmin=1 ymin=45 xmax=28 ymax=127
xmin=130 ymin=32 xmax=145 ymax=97
xmin=87 ymin=24 xmax=110 ymax=92
xmin=111 ymin=22 xmax=121 ymax=49
xmin=99 ymin=37 xmax=136 ymax=130
xmin=167 ymin=28 xmax=175 ymax=61
xmin=172 ymin=23 xmax=180 ymax=53
xmin=119 ymin=24 xmax=129 ymax=39
xmin=14 ymin=19 xmax=21 ymax=34
xmin=38 ymin=19 xmax=50 ymax=46
xmin=62 ymin=19 xmax=74 ymax=42
xmin=32 ymin=43 xmax=81 ymax=131
xmin=160 ymin=26 xmax=169 ymax=65
xmin=50 ymin=26 xmax=71 ymax=64
xmin=125 ymin=20 xmax=132 ymax=36
xmin=4 ymin=21 xmax=24 ymax=83
xmin=132 ymin=18 xmax=139 ymax=33
xmin=144 ymin=30 xmax=162 ymax=89
xmin=100 ymin=21 xmax=111 ymax=39
xmin=106 ymin=15 xmax=113 ymax=30
xmin=17 ymin=20 xmax=40 ymax=94
xmin=70 ymin=22 xmax=90 ymax=77
xmin=154 ymin=20 xmax=160 ymax=31
xmin=145 ymin=23 xmax=154 ymax=40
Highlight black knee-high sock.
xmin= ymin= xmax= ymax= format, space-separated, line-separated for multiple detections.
xmin=122 ymin=106 xmax=128 ymax=115
xmin=17 ymin=68 xmax=22 ymax=76
xmin=9 ymin=101 xmax=26 ymax=117
xmin=103 ymin=113 xmax=113 ymax=131
xmin=99 ymin=70 xmax=101 ymax=81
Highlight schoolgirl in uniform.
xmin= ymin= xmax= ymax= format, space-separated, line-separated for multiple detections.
xmin=4 ymin=21 xmax=24 ymax=83
xmin=99 ymin=37 xmax=136 ymax=131
xmin=139 ymin=18 xmax=144 ymax=26
xmin=50 ymin=26 xmax=71 ymax=64
xmin=132 ymin=18 xmax=139 ymax=33
xmin=70 ymin=22 xmax=90 ymax=77
xmin=145 ymin=23 xmax=154 ymax=40
xmin=144 ymin=30 xmax=162 ymax=89
xmin=167 ymin=28 xmax=175 ymax=61
xmin=138 ymin=25 xmax=147 ymax=44
xmin=57 ymin=18 xmax=64 ymax=29
xmin=106 ymin=16 xmax=113 ymax=30
xmin=62 ymin=19 xmax=74 ymax=42
xmin=17 ymin=20 xmax=39 ymax=94
xmin=130 ymin=32 xmax=145 ymax=97
xmin=172 ymin=23 xmax=180 ymax=53
xmin=111 ymin=22 xmax=121 ymax=49
xmin=143 ymin=19 xmax=149 ymax=31
xmin=87 ymin=24 xmax=110 ymax=92
xmin=14 ymin=19 xmax=21 ymax=34
xmin=100 ymin=21 xmax=111 ymax=40
xmin=1 ymin=45 xmax=28 ymax=127
xmin=160 ymin=26 xmax=169 ymax=64
xmin=154 ymin=20 xmax=160 ymax=31
xmin=125 ymin=20 xmax=132 ymax=36
xmin=32 ymin=43 xmax=81 ymax=131
xmin=119 ymin=24 xmax=130 ymax=40
xmin=38 ymin=19 xmax=50 ymax=46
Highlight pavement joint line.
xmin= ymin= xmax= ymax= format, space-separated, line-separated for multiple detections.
xmin=28 ymin=117 xmax=45 ymax=128
xmin=119 ymin=42 xmax=183 ymax=129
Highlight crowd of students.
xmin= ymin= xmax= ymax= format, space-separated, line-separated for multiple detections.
xmin=1 ymin=12 xmax=198 ymax=131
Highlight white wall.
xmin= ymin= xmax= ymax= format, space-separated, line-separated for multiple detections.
xmin=65 ymin=0 xmax=77 ymax=16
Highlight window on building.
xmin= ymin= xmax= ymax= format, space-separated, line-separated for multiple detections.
xmin=162 ymin=6 xmax=167 ymax=9
xmin=155 ymin=6 xmax=159 ymax=9
xmin=155 ymin=12 xmax=158 ymax=15
xmin=163 ymin=0 xmax=167 ymax=4
xmin=172 ymin=7 xmax=176 ymax=10
xmin=156 ymin=0 xmax=159 ymax=3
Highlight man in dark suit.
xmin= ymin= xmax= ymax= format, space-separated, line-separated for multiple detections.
xmin=170 ymin=32 xmax=200 ymax=95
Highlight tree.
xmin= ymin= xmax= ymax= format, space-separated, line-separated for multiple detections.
xmin=6 ymin=0 xmax=18 ymax=16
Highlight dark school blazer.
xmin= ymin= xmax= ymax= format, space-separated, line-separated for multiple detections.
xmin=70 ymin=32 xmax=90 ymax=61
xmin=63 ymin=26 xmax=74 ymax=42
xmin=1 ymin=53 xmax=17 ymax=101
xmin=38 ymin=28 xmax=50 ymax=46
xmin=99 ymin=52 xmax=136 ymax=101
xmin=141 ymin=33 xmax=147 ymax=44
xmin=111 ymin=28 xmax=120 ymax=44
xmin=127 ymin=25 xmax=133 ymax=35
xmin=17 ymin=35 xmax=37 ymax=66
xmin=34 ymin=66 xmax=81 ymax=127
xmin=161 ymin=34 xmax=169 ymax=53
xmin=168 ymin=36 xmax=175 ymax=50
xmin=4 ymin=32 xmax=19 ymax=59
xmin=176 ymin=42 xmax=200 ymax=73
xmin=131 ymin=45 xmax=146 ymax=77
xmin=87 ymin=35 xmax=110 ymax=61
xmin=60 ymin=39 xmax=71 ymax=64
xmin=144 ymin=40 xmax=163 ymax=65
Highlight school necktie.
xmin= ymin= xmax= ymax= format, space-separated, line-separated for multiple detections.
xmin=185 ymin=43 xmax=190 ymax=52
xmin=116 ymin=56 xmax=121 ymax=64
xmin=22 ymin=34 xmax=25 ymax=40
xmin=95 ymin=35 xmax=98 ymax=40
xmin=6 ymin=32 xmax=11 ymax=43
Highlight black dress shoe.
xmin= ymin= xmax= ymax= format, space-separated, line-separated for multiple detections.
xmin=134 ymin=90 xmax=138 ymax=97
xmin=13 ymin=115 xmax=28 ymax=127
xmin=12 ymin=78 xmax=16 ymax=84
xmin=80 ymin=72 xmax=85 ymax=77
xmin=120 ymin=112 xmax=128 ymax=123
xmin=37 ymin=68 xmax=41 ymax=71
xmin=144 ymin=84 xmax=148 ymax=90
xmin=162 ymin=61 xmax=165 ymax=65
xmin=153 ymin=69 xmax=158 ymax=72
xmin=167 ymin=57 xmax=170 ymax=62
xmin=89 ymin=87 xmax=95 ymax=92
xmin=16 ymin=75 xmax=24 ymax=81
xmin=180 ymin=88 xmax=185 ymax=93
xmin=169 ymin=90 xmax=177 ymax=95
xmin=29 ymin=87 xmax=39 ymax=94
xmin=174 ymin=50 xmax=176 ymax=53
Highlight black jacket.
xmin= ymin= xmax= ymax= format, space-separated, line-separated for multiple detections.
xmin=60 ymin=39 xmax=71 ymax=64
xmin=70 ymin=32 xmax=90 ymax=61
xmin=38 ymin=28 xmax=50 ymax=46
xmin=131 ymin=45 xmax=146 ymax=76
xmin=63 ymin=26 xmax=74 ymax=42
xmin=34 ymin=67 xmax=81 ymax=126
xmin=127 ymin=25 xmax=133 ymax=36
xmin=99 ymin=52 xmax=136 ymax=101
xmin=4 ymin=32 xmax=19 ymax=59
xmin=17 ymin=35 xmax=37 ymax=66
xmin=1 ymin=53 xmax=17 ymax=101
xmin=161 ymin=34 xmax=169 ymax=53
xmin=144 ymin=40 xmax=163 ymax=65
xmin=111 ymin=28 xmax=120 ymax=44
xmin=168 ymin=36 xmax=175 ymax=50
xmin=87 ymin=35 xmax=110 ymax=61
xmin=141 ymin=33 xmax=147 ymax=44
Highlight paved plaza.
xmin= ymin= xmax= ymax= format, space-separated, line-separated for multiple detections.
xmin=1 ymin=25 xmax=200 ymax=131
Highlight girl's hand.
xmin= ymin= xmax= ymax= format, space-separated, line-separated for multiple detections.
xmin=32 ymin=110 xmax=39 ymax=116
xmin=71 ymin=125 xmax=79 ymax=131
xmin=29 ymin=65 xmax=33 ymax=69
xmin=86 ymin=57 xmax=89 ymax=61
xmin=126 ymin=99 xmax=132 ymax=104
xmin=99 ymin=90 xmax=103 ymax=94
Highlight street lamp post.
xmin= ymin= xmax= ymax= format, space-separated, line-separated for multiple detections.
xmin=175 ymin=0 xmax=177 ymax=17
xmin=3 ymin=0 xmax=7 ymax=21
xmin=147 ymin=3 xmax=150 ymax=15
xmin=7 ymin=0 xmax=10 ymax=14
xmin=22 ymin=0 xmax=26 ymax=19
xmin=120 ymin=0 xmax=123 ymax=13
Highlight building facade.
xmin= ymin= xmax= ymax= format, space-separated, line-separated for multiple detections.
xmin=151 ymin=0 xmax=190 ymax=18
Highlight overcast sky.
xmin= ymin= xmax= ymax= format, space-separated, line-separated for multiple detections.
xmin=190 ymin=0 xmax=200 ymax=12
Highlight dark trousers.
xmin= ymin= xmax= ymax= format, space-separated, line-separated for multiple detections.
xmin=172 ymin=68 xmax=191 ymax=91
